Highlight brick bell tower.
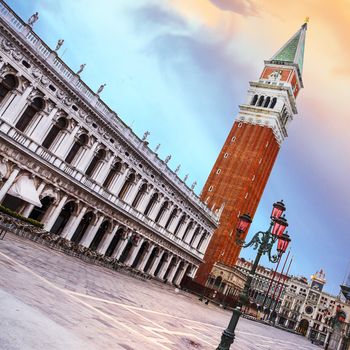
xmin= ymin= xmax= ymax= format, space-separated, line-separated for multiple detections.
xmin=196 ymin=22 xmax=308 ymax=284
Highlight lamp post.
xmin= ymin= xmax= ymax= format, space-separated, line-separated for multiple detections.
xmin=216 ymin=201 xmax=291 ymax=350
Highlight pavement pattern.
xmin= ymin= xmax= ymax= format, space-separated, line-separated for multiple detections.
xmin=0 ymin=233 xmax=318 ymax=350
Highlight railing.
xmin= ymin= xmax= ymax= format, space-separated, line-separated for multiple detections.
xmin=0 ymin=119 xmax=204 ymax=260
xmin=0 ymin=0 xmax=218 ymax=225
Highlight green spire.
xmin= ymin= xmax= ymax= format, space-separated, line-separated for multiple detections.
xmin=270 ymin=22 xmax=307 ymax=75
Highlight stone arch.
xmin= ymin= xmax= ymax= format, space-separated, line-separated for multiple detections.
xmin=143 ymin=246 xmax=159 ymax=273
xmin=65 ymin=132 xmax=89 ymax=165
xmin=42 ymin=115 xmax=69 ymax=150
xmin=51 ymin=200 xmax=76 ymax=235
xmin=118 ymin=238 xmax=133 ymax=263
xmin=70 ymin=211 xmax=95 ymax=244
xmin=257 ymin=95 xmax=264 ymax=107
xmin=85 ymin=147 xmax=106 ymax=177
xmin=181 ymin=221 xmax=193 ymax=240
xmin=131 ymin=182 xmax=148 ymax=208
xmin=0 ymin=74 xmax=18 ymax=105
xmin=144 ymin=192 xmax=158 ymax=216
xmin=163 ymin=256 xmax=177 ymax=281
xmin=189 ymin=226 xmax=200 ymax=246
xmin=15 ymin=96 xmax=45 ymax=132
xmin=250 ymin=94 xmax=258 ymax=106
xmin=131 ymin=240 xmax=149 ymax=269
xmin=270 ymin=97 xmax=277 ymax=108
xmin=165 ymin=207 xmax=177 ymax=230
xmin=263 ymin=96 xmax=271 ymax=108
xmin=28 ymin=195 xmax=55 ymax=222
xmin=105 ymin=226 xmax=125 ymax=257
xmin=172 ymin=260 xmax=185 ymax=284
xmin=154 ymin=252 xmax=168 ymax=277
xmin=118 ymin=171 xmax=136 ymax=200
xmin=103 ymin=161 xmax=122 ymax=188
xmin=174 ymin=214 xmax=186 ymax=235
xmin=155 ymin=200 xmax=168 ymax=223
xmin=297 ymin=319 xmax=309 ymax=336
xmin=89 ymin=219 xmax=111 ymax=251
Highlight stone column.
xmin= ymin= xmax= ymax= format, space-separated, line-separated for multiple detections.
xmin=158 ymin=254 xmax=173 ymax=280
xmin=184 ymin=224 xmax=198 ymax=245
xmin=2 ymin=85 xmax=33 ymax=124
xmin=113 ymin=233 xmax=131 ymax=260
xmin=149 ymin=250 xmax=164 ymax=276
xmin=111 ymin=165 xmax=129 ymax=195
xmin=76 ymin=141 xmax=99 ymax=173
xmin=125 ymin=176 xmax=143 ymax=205
xmin=0 ymin=166 xmax=20 ymax=202
xmin=149 ymin=196 xmax=164 ymax=221
xmin=54 ymin=123 xmax=80 ymax=158
xmin=80 ymin=215 xmax=104 ymax=248
xmin=174 ymin=262 xmax=189 ymax=285
xmin=21 ymin=181 xmax=46 ymax=217
xmin=95 ymin=154 xmax=114 ymax=184
xmin=168 ymin=211 xmax=181 ymax=233
xmin=30 ymin=107 xmax=59 ymax=143
xmin=167 ymin=258 xmax=181 ymax=283
xmin=138 ymin=243 xmax=154 ymax=272
xmin=61 ymin=205 xmax=88 ymax=240
xmin=124 ymin=237 xmax=145 ymax=267
xmin=44 ymin=194 xmax=68 ymax=231
xmin=176 ymin=217 xmax=189 ymax=238
xmin=138 ymin=187 xmax=155 ymax=213
xmin=98 ymin=224 xmax=120 ymax=254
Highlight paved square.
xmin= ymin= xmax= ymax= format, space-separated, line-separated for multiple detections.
xmin=0 ymin=233 xmax=317 ymax=350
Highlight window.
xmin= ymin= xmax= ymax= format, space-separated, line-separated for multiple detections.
xmin=85 ymin=148 xmax=106 ymax=177
xmin=251 ymin=95 xmax=258 ymax=106
xmin=155 ymin=201 xmax=168 ymax=223
xmin=103 ymin=162 xmax=121 ymax=188
xmin=251 ymin=174 xmax=255 ymax=181
xmin=216 ymin=169 xmax=221 ymax=174
xmin=263 ymin=96 xmax=271 ymax=108
xmin=144 ymin=192 xmax=158 ymax=216
xmin=238 ymin=122 xmax=243 ymax=128
xmin=257 ymin=95 xmax=264 ymax=107
xmin=132 ymin=183 xmax=147 ymax=208
xmin=42 ymin=117 xmax=68 ymax=149
xmin=118 ymin=172 xmax=135 ymax=200
xmin=0 ymin=74 xmax=17 ymax=104
xmin=174 ymin=214 xmax=186 ymax=235
xmin=270 ymin=97 xmax=277 ymax=108
xmin=65 ymin=133 xmax=88 ymax=164
xmin=224 ymin=153 xmax=229 ymax=158
xmin=231 ymin=136 xmax=236 ymax=142
xmin=208 ymin=186 xmax=213 ymax=192
xmin=265 ymin=141 xmax=269 ymax=148
xmin=165 ymin=208 xmax=177 ymax=229
xmin=16 ymin=97 xmax=45 ymax=132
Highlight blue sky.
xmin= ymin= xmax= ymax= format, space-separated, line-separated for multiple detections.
xmin=6 ymin=0 xmax=350 ymax=295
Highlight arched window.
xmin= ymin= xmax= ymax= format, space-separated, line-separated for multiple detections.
xmin=257 ymin=95 xmax=264 ymax=107
xmin=103 ymin=161 xmax=121 ymax=188
xmin=165 ymin=208 xmax=177 ymax=230
xmin=132 ymin=183 xmax=147 ymax=208
xmin=197 ymin=233 xmax=206 ymax=250
xmin=263 ymin=96 xmax=271 ymax=108
xmin=42 ymin=117 xmax=68 ymax=149
xmin=182 ymin=221 xmax=193 ymax=240
xmin=65 ymin=133 xmax=88 ymax=164
xmin=85 ymin=148 xmax=106 ymax=177
xmin=251 ymin=94 xmax=258 ymax=106
xmin=51 ymin=201 xmax=76 ymax=236
xmin=155 ymin=201 xmax=168 ymax=223
xmin=144 ymin=192 xmax=158 ymax=216
xmin=174 ymin=214 xmax=186 ymax=236
xmin=0 ymin=74 xmax=17 ymax=104
xmin=15 ymin=97 xmax=45 ymax=132
xmin=189 ymin=227 xmax=200 ymax=246
xmin=270 ymin=97 xmax=277 ymax=108
xmin=118 ymin=172 xmax=135 ymax=200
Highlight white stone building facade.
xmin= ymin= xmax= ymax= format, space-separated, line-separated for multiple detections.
xmin=0 ymin=2 xmax=218 ymax=285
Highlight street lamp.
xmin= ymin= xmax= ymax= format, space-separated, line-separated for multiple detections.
xmin=216 ymin=201 xmax=291 ymax=350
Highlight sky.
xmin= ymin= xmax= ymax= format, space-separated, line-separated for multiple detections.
xmin=5 ymin=0 xmax=350 ymax=295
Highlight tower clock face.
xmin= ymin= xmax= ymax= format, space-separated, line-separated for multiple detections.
xmin=305 ymin=306 xmax=314 ymax=315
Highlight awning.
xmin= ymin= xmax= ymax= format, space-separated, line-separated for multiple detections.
xmin=8 ymin=175 xmax=42 ymax=207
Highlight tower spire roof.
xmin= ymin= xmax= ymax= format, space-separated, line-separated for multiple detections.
xmin=269 ymin=21 xmax=307 ymax=76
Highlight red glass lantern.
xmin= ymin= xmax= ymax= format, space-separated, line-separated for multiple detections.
xmin=236 ymin=213 xmax=252 ymax=234
xmin=277 ymin=232 xmax=290 ymax=253
xmin=271 ymin=200 xmax=286 ymax=220
xmin=272 ymin=215 xmax=288 ymax=237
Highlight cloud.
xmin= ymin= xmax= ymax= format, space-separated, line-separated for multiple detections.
xmin=209 ymin=0 xmax=260 ymax=16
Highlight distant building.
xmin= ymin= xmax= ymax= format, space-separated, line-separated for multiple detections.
xmin=276 ymin=270 xmax=350 ymax=347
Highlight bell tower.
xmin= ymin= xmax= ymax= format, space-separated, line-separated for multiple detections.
xmin=196 ymin=22 xmax=308 ymax=284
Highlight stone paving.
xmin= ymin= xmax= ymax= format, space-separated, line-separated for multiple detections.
xmin=0 ymin=233 xmax=318 ymax=350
